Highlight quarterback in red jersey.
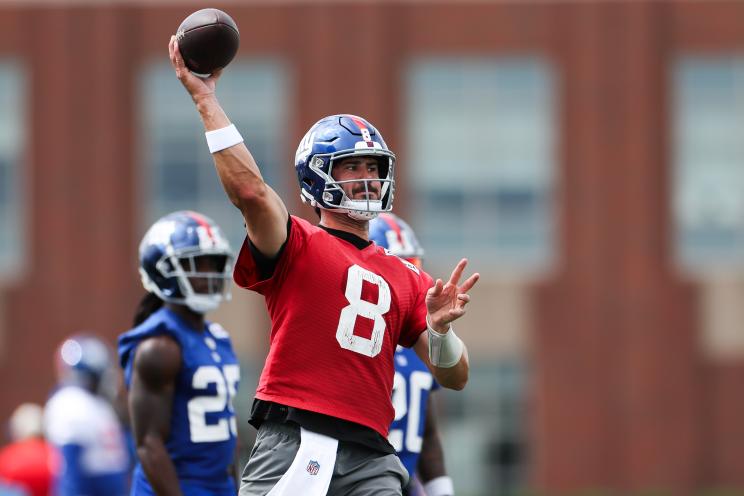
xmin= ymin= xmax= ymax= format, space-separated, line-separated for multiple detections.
xmin=170 ymin=36 xmax=478 ymax=496
xmin=235 ymin=215 xmax=431 ymax=437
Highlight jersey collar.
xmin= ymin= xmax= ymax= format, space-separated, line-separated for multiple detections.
xmin=318 ymin=225 xmax=372 ymax=250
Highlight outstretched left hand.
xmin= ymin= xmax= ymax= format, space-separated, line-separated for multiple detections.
xmin=426 ymin=258 xmax=479 ymax=333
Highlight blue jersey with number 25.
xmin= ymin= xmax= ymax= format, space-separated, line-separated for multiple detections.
xmin=118 ymin=307 xmax=239 ymax=496
xmin=388 ymin=346 xmax=439 ymax=477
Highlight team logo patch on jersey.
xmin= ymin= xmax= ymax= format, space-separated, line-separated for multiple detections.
xmin=306 ymin=460 xmax=320 ymax=475
xmin=382 ymin=248 xmax=420 ymax=274
xmin=400 ymin=258 xmax=420 ymax=274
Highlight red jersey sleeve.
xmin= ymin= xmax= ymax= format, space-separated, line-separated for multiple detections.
xmin=399 ymin=269 xmax=434 ymax=348
xmin=233 ymin=216 xmax=310 ymax=294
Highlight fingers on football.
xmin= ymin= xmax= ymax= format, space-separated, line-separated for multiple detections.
xmin=170 ymin=38 xmax=187 ymax=77
xmin=168 ymin=36 xmax=176 ymax=64
xmin=210 ymin=68 xmax=224 ymax=81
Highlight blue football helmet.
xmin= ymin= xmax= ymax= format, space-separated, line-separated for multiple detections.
xmin=295 ymin=114 xmax=396 ymax=220
xmin=55 ymin=334 xmax=117 ymax=397
xmin=139 ymin=210 xmax=233 ymax=314
xmin=368 ymin=213 xmax=424 ymax=267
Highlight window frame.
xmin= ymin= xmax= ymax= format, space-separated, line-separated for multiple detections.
xmin=404 ymin=57 xmax=558 ymax=277
xmin=673 ymin=56 xmax=744 ymax=273
xmin=0 ymin=59 xmax=27 ymax=282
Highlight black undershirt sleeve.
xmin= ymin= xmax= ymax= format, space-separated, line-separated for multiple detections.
xmin=246 ymin=218 xmax=292 ymax=281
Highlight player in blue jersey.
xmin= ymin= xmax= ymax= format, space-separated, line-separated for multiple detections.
xmin=370 ymin=213 xmax=455 ymax=496
xmin=44 ymin=334 xmax=130 ymax=496
xmin=118 ymin=210 xmax=240 ymax=496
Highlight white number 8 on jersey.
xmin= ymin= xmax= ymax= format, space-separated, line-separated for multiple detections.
xmin=336 ymin=265 xmax=391 ymax=357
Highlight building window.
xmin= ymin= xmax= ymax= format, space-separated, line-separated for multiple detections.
xmin=675 ymin=58 xmax=744 ymax=271
xmin=405 ymin=58 xmax=556 ymax=274
xmin=141 ymin=61 xmax=289 ymax=249
xmin=0 ymin=62 xmax=26 ymax=279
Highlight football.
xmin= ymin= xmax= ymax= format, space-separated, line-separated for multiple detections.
xmin=176 ymin=8 xmax=240 ymax=75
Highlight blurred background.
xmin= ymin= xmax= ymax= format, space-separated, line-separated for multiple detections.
xmin=2 ymin=0 xmax=744 ymax=495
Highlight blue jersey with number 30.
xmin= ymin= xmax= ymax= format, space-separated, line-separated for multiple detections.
xmin=118 ymin=307 xmax=239 ymax=496
xmin=388 ymin=346 xmax=439 ymax=476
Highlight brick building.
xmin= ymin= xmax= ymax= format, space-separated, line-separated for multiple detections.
xmin=1 ymin=1 xmax=744 ymax=494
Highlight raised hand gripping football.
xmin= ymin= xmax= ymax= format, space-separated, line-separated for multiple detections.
xmin=168 ymin=36 xmax=223 ymax=103
xmin=425 ymin=258 xmax=479 ymax=333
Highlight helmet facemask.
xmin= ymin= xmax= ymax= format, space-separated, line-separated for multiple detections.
xmin=141 ymin=249 xmax=234 ymax=314
xmin=308 ymin=152 xmax=396 ymax=221
xmin=296 ymin=115 xmax=397 ymax=221
xmin=139 ymin=211 xmax=235 ymax=315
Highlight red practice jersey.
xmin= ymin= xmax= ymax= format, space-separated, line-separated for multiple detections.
xmin=0 ymin=438 xmax=57 ymax=496
xmin=234 ymin=216 xmax=432 ymax=437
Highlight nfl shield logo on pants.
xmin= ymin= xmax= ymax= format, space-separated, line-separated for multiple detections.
xmin=306 ymin=460 xmax=320 ymax=475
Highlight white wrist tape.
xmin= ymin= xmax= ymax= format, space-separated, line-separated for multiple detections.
xmin=424 ymin=476 xmax=455 ymax=496
xmin=427 ymin=317 xmax=464 ymax=368
xmin=205 ymin=124 xmax=243 ymax=153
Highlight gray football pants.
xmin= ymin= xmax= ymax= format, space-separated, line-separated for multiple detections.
xmin=239 ymin=421 xmax=409 ymax=496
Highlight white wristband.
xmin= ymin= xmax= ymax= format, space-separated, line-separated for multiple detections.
xmin=427 ymin=317 xmax=464 ymax=368
xmin=424 ymin=476 xmax=455 ymax=496
xmin=205 ymin=124 xmax=243 ymax=153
